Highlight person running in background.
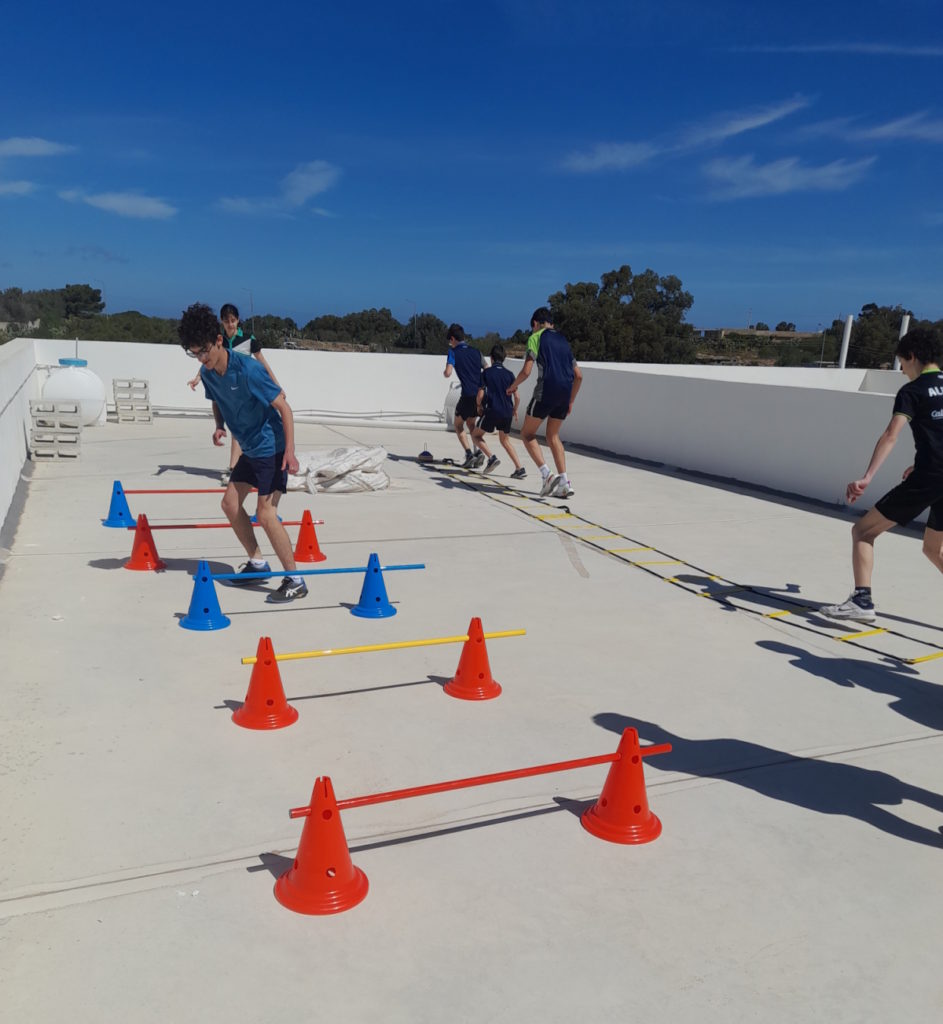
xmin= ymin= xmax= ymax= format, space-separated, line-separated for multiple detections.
xmin=472 ymin=343 xmax=526 ymax=478
xmin=189 ymin=303 xmax=279 ymax=485
xmin=443 ymin=323 xmax=487 ymax=468
xmin=507 ymin=307 xmax=582 ymax=498
xmin=821 ymin=325 xmax=943 ymax=622
xmin=179 ymin=302 xmax=307 ymax=603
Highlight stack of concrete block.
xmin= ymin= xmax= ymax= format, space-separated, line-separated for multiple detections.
xmin=112 ymin=378 xmax=153 ymax=423
xmin=30 ymin=400 xmax=82 ymax=459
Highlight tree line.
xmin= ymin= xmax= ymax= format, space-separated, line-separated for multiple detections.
xmin=1 ymin=276 xmax=939 ymax=369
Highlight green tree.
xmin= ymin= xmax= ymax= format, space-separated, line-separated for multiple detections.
xmin=548 ymin=264 xmax=695 ymax=363
xmin=774 ymin=321 xmax=796 ymax=333
xmin=755 ymin=321 xmax=770 ymax=331
xmin=62 ymin=283 xmax=105 ymax=318
xmin=847 ymin=304 xmax=912 ymax=368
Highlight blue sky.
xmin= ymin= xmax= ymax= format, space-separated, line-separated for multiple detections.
xmin=2 ymin=0 xmax=941 ymax=335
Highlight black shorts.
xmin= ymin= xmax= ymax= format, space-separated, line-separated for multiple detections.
xmin=874 ymin=472 xmax=943 ymax=529
xmin=231 ymin=450 xmax=287 ymax=497
xmin=455 ymin=394 xmax=479 ymax=420
xmin=479 ymin=412 xmax=512 ymax=434
xmin=526 ymin=394 xmax=569 ymax=421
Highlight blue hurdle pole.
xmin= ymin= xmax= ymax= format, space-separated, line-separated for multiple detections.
xmin=209 ymin=563 xmax=425 ymax=581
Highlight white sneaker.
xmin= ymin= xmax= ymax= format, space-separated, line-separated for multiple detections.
xmin=819 ymin=595 xmax=876 ymax=623
xmin=539 ymin=472 xmax=558 ymax=497
xmin=551 ymin=477 xmax=574 ymax=498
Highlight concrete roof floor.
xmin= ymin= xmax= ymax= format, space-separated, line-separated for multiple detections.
xmin=2 ymin=415 xmax=942 ymax=1023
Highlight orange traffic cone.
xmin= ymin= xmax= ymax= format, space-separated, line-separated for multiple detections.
xmin=443 ymin=617 xmax=502 ymax=701
xmin=232 ymin=637 xmax=298 ymax=730
xmin=293 ymin=509 xmax=326 ymax=563
xmin=275 ymin=777 xmax=369 ymax=915
xmin=124 ymin=514 xmax=166 ymax=571
xmin=581 ymin=728 xmax=663 ymax=844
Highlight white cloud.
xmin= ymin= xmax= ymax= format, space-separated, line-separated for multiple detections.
xmin=560 ymin=142 xmax=659 ymax=173
xmin=59 ymin=189 xmax=177 ymax=219
xmin=561 ymin=95 xmax=810 ymax=174
xmin=219 ymin=159 xmax=341 ymax=215
xmin=679 ymin=95 xmax=812 ymax=148
xmin=703 ymin=154 xmax=876 ymax=199
xmin=740 ymin=43 xmax=943 ymax=57
xmin=0 ymin=180 xmax=36 ymax=196
xmin=0 ymin=136 xmax=74 ymax=158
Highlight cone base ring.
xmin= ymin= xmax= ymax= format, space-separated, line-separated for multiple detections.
xmin=443 ymin=678 xmax=502 ymax=701
xmin=232 ymin=705 xmax=299 ymax=730
xmin=179 ymin=614 xmax=232 ymax=631
xmin=350 ymin=605 xmax=397 ymax=618
xmin=124 ymin=559 xmax=167 ymax=572
xmin=580 ymin=806 xmax=662 ymax=845
xmin=274 ymin=868 xmax=369 ymax=915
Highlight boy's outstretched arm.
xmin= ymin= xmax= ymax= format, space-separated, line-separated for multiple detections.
xmin=846 ymin=413 xmax=908 ymax=503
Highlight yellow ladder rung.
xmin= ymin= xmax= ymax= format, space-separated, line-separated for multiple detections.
xmin=904 ymin=650 xmax=943 ymax=665
xmin=534 ymin=512 xmax=576 ymax=520
xmin=764 ymin=610 xmax=792 ymax=618
xmin=631 ymin=559 xmax=685 ymax=566
xmin=835 ymin=628 xmax=888 ymax=641
xmin=611 ymin=546 xmax=653 ymax=554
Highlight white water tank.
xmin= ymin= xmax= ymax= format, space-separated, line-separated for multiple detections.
xmin=42 ymin=358 xmax=106 ymax=426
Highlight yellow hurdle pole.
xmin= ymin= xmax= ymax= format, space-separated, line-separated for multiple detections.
xmin=241 ymin=629 xmax=527 ymax=665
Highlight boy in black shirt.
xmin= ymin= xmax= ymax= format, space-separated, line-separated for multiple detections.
xmin=472 ymin=344 xmax=525 ymax=478
xmin=822 ymin=325 xmax=943 ymax=622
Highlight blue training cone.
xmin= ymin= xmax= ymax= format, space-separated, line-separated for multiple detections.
xmin=180 ymin=559 xmax=231 ymax=631
xmin=102 ymin=480 xmax=133 ymax=528
xmin=350 ymin=552 xmax=396 ymax=618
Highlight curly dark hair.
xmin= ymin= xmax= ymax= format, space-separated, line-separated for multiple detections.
xmin=178 ymin=303 xmax=221 ymax=351
xmin=896 ymin=325 xmax=942 ymax=365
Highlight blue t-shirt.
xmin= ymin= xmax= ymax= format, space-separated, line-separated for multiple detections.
xmin=526 ymin=328 xmax=575 ymax=405
xmin=447 ymin=342 xmax=485 ymax=397
xmin=481 ymin=363 xmax=514 ymax=419
xmin=200 ymin=350 xmax=284 ymax=458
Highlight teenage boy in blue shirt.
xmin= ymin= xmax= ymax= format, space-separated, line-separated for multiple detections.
xmin=179 ymin=302 xmax=307 ymax=603
xmin=822 ymin=325 xmax=943 ymax=622
xmin=443 ymin=323 xmax=487 ymax=468
xmin=472 ymin=343 xmax=526 ymax=478
xmin=507 ymin=307 xmax=582 ymax=498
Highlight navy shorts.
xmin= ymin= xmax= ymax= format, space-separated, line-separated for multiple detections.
xmin=479 ymin=412 xmax=512 ymax=434
xmin=231 ymin=450 xmax=287 ymax=497
xmin=455 ymin=394 xmax=479 ymax=420
xmin=526 ymin=394 xmax=569 ymax=421
xmin=875 ymin=472 xmax=943 ymax=529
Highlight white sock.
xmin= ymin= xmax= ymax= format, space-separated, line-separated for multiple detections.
xmin=539 ymin=464 xmax=551 ymax=479
xmin=249 ymin=557 xmax=267 ymax=567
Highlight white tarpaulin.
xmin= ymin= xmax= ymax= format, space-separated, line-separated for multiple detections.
xmin=287 ymin=446 xmax=390 ymax=493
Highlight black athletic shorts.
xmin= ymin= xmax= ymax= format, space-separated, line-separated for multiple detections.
xmin=455 ymin=394 xmax=479 ymax=420
xmin=479 ymin=412 xmax=512 ymax=434
xmin=874 ymin=472 xmax=943 ymax=529
xmin=526 ymin=394 xmax=569 ymax=421
xmin=231 ymin=450 xmax=287 ymax=497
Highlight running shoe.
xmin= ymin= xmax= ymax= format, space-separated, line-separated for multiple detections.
xmin=472 ymin=451 xmax=486 ymax=469
xmin=484 ymin=455 xmax=500 ymax=475
xmin=551 ymin=477 xmax=574 ymax=498
xmin=462 ymin=449 xmax=475 ymax=468
xmin=539 ymin=473 xmax=559 ymax=497
xmin=510 ymin=467 xmax=527 ymax=479
xmin=266 ymin=577 xmax=309 ymax=603
xmin=818 ymin=595 xmax=876 ymax=623
xmin=230 ymin=560 xmax=271 ymax=586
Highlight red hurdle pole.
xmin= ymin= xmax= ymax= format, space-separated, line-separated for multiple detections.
xmin=290 ymin=741 xmax=672 ymax=817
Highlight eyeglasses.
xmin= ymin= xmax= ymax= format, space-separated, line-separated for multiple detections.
xmin=186 ymin=345 xmax=214 ymax=360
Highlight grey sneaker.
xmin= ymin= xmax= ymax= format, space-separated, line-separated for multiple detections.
xmin=510 ymin=466 xmax=526 ymax=479
xmin=472 ymin=450 xmax=486 ymax=469
xmin=484 ymin=455 xmax=500 ymax=475
xmin=462 ymin=449 xmax=475 ymax=468
xmin=539 ymin=472 xmax=558 ymax=497
xmin=266 ymin=577 xmax=309 ymax=603
xmin=551 ymin=477 xmax=574 ymax=498
xmin=230 ymin=560 xmax=271 ymax=586
xmin=819 ymin=595 xmax=876 ymax=623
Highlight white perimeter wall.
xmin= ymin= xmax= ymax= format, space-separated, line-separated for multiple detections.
xmin=0 ymin=338 xmax=914 ymax=533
